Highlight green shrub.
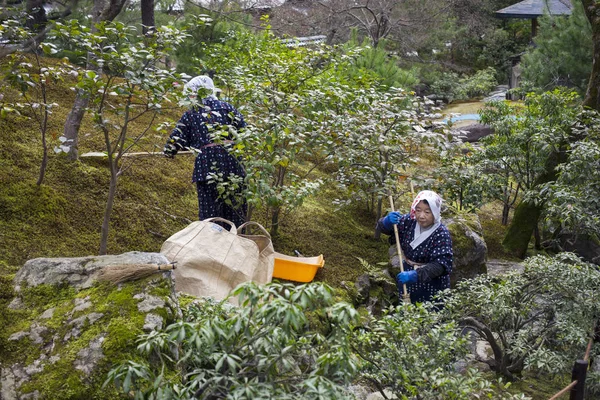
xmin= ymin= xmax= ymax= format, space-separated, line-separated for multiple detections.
xmin=106 ymin=282 xmax=360 ymax=399
xmin=430 ymin=67 xmax=498 ymax=102
xmin=443 ymin=252 xmax=600 ymax=380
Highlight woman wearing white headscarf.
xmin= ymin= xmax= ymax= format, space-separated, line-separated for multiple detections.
xmin=376 ymin=190 xmax=453 ymax=304
xmin=164 ymin=75 xmax=247 ymax=226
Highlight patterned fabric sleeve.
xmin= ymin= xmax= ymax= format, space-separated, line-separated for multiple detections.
xmin=416 ymin=262 xmax=446 ymax=283
xmin=426 ymin=227 xmax=453 ymax=275
xmin=168 ymin=111 xmax=192 ymax=152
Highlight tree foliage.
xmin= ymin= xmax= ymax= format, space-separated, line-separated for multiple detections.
xmin=535 ymin=108 xmax=600 ymax=240
xmin=107 ymin=282 xmax=360 ymax=399
xmin=53 ymin=19 xmax=187 ymax=254
xmin=521 ymin=1 xmax=593 ymax=95
xmin=443 ymin=252 xmax=600 ymax=380
xmin=478 ymin=89 xmax=581 ymax=232
xmin=354 ymin=301 xmax=527 ymax=399
xmin=332 ymin=88 xmax=447 ymax=220
xmin=199 ymin=25 xmax=364 ymax=234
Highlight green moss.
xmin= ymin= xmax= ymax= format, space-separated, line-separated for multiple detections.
xmin=177 ymin=293 xmax=198 ymax=310
xmin=503 ymin=372 xmax=570 ymax=400
xmin=447 ymin=221 xmax=475 ymax=257
xmin=20 ymin=282 xmax=76 ymax=312
xmin=333 ymin=285 xmax=356 ymax=305
xmin=477 ymin=202 xmax=523 ymax=261
xmin=0 ymin=182 xmax=67 ymax=222
xmin=3 ymin=274 xmax=175 ymax=399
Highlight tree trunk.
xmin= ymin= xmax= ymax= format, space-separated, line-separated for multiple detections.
xmin=270 ymin=207 xmax=280 ymax=237
xmin=61 ymin=0 xmax=128 ymax=161
xmin=36 ymin=88 xmax=49 ymax=186
xmin=99 ymin=162 xmax=118 ymax=255
xmin=501 ymin=202 xmax=510 ymax=226
xmin=502 ymin=150 xmax=567 ymax=258
xmin=63 ymin=91 xmax=89 ymax=161
xmin=582 ymin=0 xmax=600 ymax=110
xmin=141 ymin=0 xmax=155 ymax=36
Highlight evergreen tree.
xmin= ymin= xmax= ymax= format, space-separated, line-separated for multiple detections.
xmin=521 ymin=1 xmax=592 ymax=94
xmin=344 ymin=35 xmax=419 ymax=90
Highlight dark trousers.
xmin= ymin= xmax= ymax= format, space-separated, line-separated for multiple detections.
xmin=196 ymin=181 xmax=247 ymax=228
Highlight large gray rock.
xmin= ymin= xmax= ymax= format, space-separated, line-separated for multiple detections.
xmin=445 ymin=215 xmax=488 ymax=287
xmin=2 ymin=252 xmax=180 ymax=400
xmin=454 ymin=123 xmax=494 ymax=143
xmin=14 ymin=251 xmax=169 ymax=290
xmin=558 ymin=233 xmax=600 ymax=265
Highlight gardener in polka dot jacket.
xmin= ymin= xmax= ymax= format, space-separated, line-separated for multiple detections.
xmin=376 ymin=190 xmax=453 ymax=304
xmin=163 ymin=75 xmax=247 ymax=227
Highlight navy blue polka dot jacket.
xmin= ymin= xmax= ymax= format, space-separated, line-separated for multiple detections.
xmin=168 ymin=98 xmax=247 ymax=183
xmin=377 ymin=213 xmax=453 ymax=303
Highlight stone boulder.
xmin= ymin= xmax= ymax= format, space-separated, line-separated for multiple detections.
xmin=445 ymin=215 xmax=488 ymax=287
xmin=558 ymin=233 xmax=600 ymax=266
xmin=453 ymin=123 xmax=494 ymax=143
xmin=1 ymin=252 xmax=180 ymax=400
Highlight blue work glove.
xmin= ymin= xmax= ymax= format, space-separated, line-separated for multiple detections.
xmin=163 ymin=142 xmax=177 ymax=159
xmin=397 ymin=270 xmax=418 ymax=285
xmin=383 ymin=211 xmax=401 ymax=229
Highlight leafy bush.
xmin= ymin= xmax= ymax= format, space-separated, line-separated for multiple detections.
xmin=430 ymin=67 xmax=498 ymax=102
xmin=107 ymin=279 xmax=536 ymax=399
xmin=535 ymin=108 xmax=600 ymax=240
xmin=443 ymin=252 xmax=600 ymax=380
xmin=478 ymin=89 xmax=582 ymax=228
xmin=106 ymin=282 xmax=360 ymax=399
xmin=353 ymin=302 xmax=527 ymax=399
xmin=432 ymin=144 xmax=486 ymax=212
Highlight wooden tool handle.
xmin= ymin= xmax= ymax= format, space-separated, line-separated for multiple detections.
xmin=389 ymin=195 xmax=411 ymax=304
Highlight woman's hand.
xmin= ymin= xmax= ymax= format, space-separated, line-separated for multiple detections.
xmin=384 ymin=211 xmax=401 ymax=227
xmin=397 ymin=270 xmax=418 ymax=284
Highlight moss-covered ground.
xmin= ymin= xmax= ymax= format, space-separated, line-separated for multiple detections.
xmin=1 ymin=274 xmax=175 ymax=399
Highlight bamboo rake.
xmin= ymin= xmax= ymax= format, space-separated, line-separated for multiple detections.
xmin=95 ymin=262 xmax=177 ymax=284
xmin=389 ymin=195 xmax=411 ymax=304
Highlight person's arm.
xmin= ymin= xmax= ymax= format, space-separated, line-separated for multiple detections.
xmin=415 ymin=228 xmax=453 ymax=283
xmin=164 ymin=113 xmax=191 ymax=157
xmin=416 ymin=262 xmax=446 ymax=283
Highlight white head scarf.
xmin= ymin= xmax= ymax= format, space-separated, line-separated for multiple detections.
xmin=409 ymin=190 xmax=443 ymax=249
xmin=183 ymin=75 xmax=220 ymax=100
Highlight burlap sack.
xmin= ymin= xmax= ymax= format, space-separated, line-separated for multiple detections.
xmin=160 ymin=218 xmax=274 ymax=304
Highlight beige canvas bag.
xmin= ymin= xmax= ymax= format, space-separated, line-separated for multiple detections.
xmin=237 ymin=221 xmax=275 ymax=283
xmin=160 ymin=218 xmax=274 ymax=304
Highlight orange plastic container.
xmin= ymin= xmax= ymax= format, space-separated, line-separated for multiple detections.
xmin=272 ymin=252 xmax=325 ymax=282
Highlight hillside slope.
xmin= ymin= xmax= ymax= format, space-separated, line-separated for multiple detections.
xmin=0 ymin=71 xmax=390 ymax=288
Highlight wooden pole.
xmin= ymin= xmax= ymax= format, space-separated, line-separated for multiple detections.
xmin=80 ymin=150 xmax=196 ymax=158
xmin=389 ymin=195 xmax=410 ymax=304
xmin=569 ymin=360 xmax=588 ymax=400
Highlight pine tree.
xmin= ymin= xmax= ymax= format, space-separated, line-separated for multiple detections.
xmin=521 ymin=1 xmax=592 ymax=94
